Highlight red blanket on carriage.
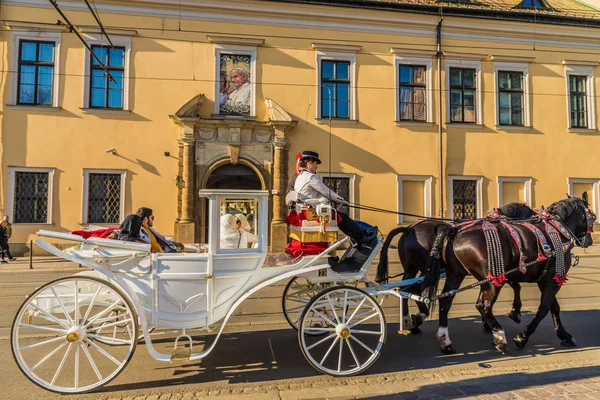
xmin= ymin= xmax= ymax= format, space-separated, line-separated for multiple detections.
xmin=71 ymin=227 xmax=119 ymax=239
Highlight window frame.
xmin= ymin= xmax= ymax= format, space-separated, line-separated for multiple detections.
xmin=82 ymin=169 xmax=127 ymax=225
xmin=83 ymin=34 xmax=131 ymax=111
xmin=88 ymin=44 xmax=126 ymax=109
xmin=7 ymin=167 xmax=55 ymax=225
xmin=564 ymin=64 xmax=596 ymax=131
xmin=316 ymin=50 xmax=357 ymax=121
xmin=10 ymin=32 xmax=61 ymax=107
xmin=317 ymin=173 xmax=356 ymax=219
xmin=395 ymin=55 xmax=433 ymax=124
xmin=445 ymin=59 xmax=482 ymax=125
xmin=213 ymin=44 xmax=258 ymax=117
xmin=396 ymin=175 xmax=433 ymax=224
xmin=447 ymin=175 xmax=483 ymax=220
xmin=568 ymin=178 xmax=600 ymax=221
xmin=494 ymin=62 xmax=530 ymax=128
xmin=497 ymin=176 xmax=533 ymax=207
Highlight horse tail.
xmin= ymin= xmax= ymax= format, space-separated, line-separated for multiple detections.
xmin=375 ymin=226 xmax=409 ymax=283
xmin=424 ymin=225 xmax=454 ymax=315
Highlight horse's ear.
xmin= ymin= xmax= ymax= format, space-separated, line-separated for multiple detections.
xmin=582 ymin=191 xmax=589 ymax=205
xmin=566 ymin=193 xmax=571 ymax=198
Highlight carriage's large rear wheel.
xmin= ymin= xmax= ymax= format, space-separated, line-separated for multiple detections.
xmin=298 ymin=286 xmax=386 ymax=377
xmin=11 ymin=276 xmax=138 ymax=394
xmin=282 ymin=277 xmax=326 ymax=331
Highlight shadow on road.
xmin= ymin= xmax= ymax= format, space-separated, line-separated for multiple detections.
xmin=98 ymin=309 xmax=600 ymax=394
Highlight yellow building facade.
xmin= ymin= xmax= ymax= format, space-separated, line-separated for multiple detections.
xmin=1 ymin=0 xmax=600 ymax=253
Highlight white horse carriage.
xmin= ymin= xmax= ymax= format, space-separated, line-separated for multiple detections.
xmin=11 ymin=189 xmax=426 ymax=394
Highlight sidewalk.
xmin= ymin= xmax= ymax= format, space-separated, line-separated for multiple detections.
xmin=1 ymin=244 xmax=599 ymax=273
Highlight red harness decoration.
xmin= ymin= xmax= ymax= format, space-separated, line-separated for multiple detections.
xmin=499 ymin=221 xmax=527 ymax=273
xmin=518 ymin=222 xmax=550 ymax=262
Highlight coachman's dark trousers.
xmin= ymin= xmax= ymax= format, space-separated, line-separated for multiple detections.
xmin=337 ymin=212 xmax=369 ymax=242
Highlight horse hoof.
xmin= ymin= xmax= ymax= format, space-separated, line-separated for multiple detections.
xmin=410 ymin=327 xmax=422 ymax=335
xmin=495 ymin=343 xmax=508 ymax=355
xmin=482 ymin=323 xmax=492 ymax=333
xmin=441 ymin=344 xmax=455 ymax=355
xmin=513 ymin=334 xmax=528 ymax=350
xmin=561 ymin=338 xmax=577 ymax=347
xmin=508 ymin=311 xmax=521 ymax=324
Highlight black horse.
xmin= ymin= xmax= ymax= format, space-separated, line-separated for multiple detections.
xmin=375 ymin=202 xmax=535 ymax=332
xmin=424 ymin=194 xmax=595 ymax=354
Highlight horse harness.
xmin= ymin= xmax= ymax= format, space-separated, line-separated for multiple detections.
xmin=454 ymin=210 xmax=581 ymax=287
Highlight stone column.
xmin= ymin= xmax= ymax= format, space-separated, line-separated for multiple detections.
xmin=270 ymin=125 xmax=289 ymax=252
xmin=176 ymin=129 xmax=196 ymax=243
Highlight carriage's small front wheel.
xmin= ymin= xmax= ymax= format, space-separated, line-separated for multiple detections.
xmin=11 ymin=276 xmax=139 ymax=394
xmin=298 ymin=286 xmax=386 ymax=376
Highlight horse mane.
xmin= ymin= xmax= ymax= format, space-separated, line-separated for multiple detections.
xmin=497 ymin=202 xmax=535 ymax=219
xmin=548 ymin=197 xmax=586 ymax=221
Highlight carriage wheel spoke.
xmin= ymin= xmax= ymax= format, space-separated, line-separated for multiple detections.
xmin=74 ymin=344 xmax=79 ymax=389
xmin=85 ymin=339 xmax=122 ymax=366
xmin=287 ymin=304 xmax=308 ymax=312
xmin=341 ymin=291 xmax=349 ymax=323
xmin=18 ymin=335 xmax=65 ymax=351
xmin=30 ymin=342 xmax=67 ymax=372
xmin=320 ymin=336 xmax=339 ymax=365
xmin=28 ymin=302 xmax=70 ymax=329
xmin=81 ymin=285 xmax=103 ymax=326
xmin=349 ymin=312 xmax=380 ymax=328
xmin=87 ymin=334 xmax=133 ymax=345
xmin=74 ymin=281 xmax=80 ymax=325
xmin=302 ymin=327 xmax=336 ymax=332
xmin=19 ymin=323 xmax=66 ymax=334
xmin=337 ymin=336 xmax=343 ymax=372
xmin=326 ymin=296 xmax=341 ymax=325
xmin=306 ymin=333 xmax=336 ymax=351
xmin=51 ymin=287 xmax=74 ymax=326
xmin=51 ymin=343 xmax=72 ymax=385
xmin=81 ymin=342 xmax=103 ymax=381
xmin=345 ymin=297 xmax=367 ymax=325
xmin=345 ymin=338 xmax=361 ymax=368
xmin=83 ymin=302 xmax=123 ymax=329
xmin=90 ymin=318 xmax=132 ymax=332
xmin=311 ymin=309 xmax=337 ymax=328
xmin=350 ymin=335 xmax=376 ymax=354
xmin=352 ymin=329 xmax=382 ymax=335
xmin=286 ymin=294 xmax=311 ymax=304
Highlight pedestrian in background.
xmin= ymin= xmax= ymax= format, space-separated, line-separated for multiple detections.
xmin=2 ymin=216 xmax=16 ymax=261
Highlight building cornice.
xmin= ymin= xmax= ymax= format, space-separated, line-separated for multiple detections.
xmin=489 ymin=55 xmax=536 ymax=63
xmin=4 ymin=0 xmax=600 ymax=49
xmin=1 ymin=20 xmax=67 ymax=32
xmin=562 ymin=59 xmax=600 ymax=66
xmin=311 ymin=43 xmax=361 ymax=53
xmin=208 ymin=35 xmax=264 ymax=46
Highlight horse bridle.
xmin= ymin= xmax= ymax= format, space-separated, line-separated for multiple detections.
xmin=559 ymin=205 xmax=596 ymax=247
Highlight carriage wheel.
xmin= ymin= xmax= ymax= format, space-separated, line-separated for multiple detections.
xmin=282 ymin=277 xmax=326 ymax=332
xmin=11 ymin=276 xmax=138 ymax=394
xmin=298 ymin=286 xmax=386 ymax=376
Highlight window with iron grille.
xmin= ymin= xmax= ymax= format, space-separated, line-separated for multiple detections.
xmin=17 ymin=40 xmax=55 ymax=105
xmin=399 ymin=65 xmax=426 ymax=121
xmin=449 ymin=67 xmax=476 ymax=123
xmin=323 ymin=176 xmax=351 ymax=214
xmin=87 ymin=173 xmax=122 ymax=223
xmin=90 ymin=45 xmax=125 ymax=109
xmin=13 ymin=172 xmax=49 ymax=223
xmin=452 ymin=180 xmax=477 ymax=219
xmin=498 ymin=71 xmax=523 ymax=126
xmin=321 ymin=60 xmax=350 ymax=118
xmin=569 ymin=75 xmax=587 ymax=128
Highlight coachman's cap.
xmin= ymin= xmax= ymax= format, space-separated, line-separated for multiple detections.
xmin=300 ymin=151 xmax=321 ymax=164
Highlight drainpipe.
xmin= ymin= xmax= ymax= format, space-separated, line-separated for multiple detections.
xmin=437 ymin=17 xmax=444 ymax=218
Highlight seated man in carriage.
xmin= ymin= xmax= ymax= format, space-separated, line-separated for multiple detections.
xmin=287 ymin=151 xmax=378 ymax=259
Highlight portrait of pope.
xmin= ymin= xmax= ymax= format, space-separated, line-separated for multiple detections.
xmin=219 ymin=54 xmax=252 ymax=115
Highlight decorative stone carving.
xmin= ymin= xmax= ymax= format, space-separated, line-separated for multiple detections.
xmin=253 ymin=129 xmax=272 ymax=143
xmin=196 ymin=127 xmax=216 ymax=141
xmin=173 ymin=94 xmax=205 ymax=118
xmin=230 ymin=127 xmax=241 ymax=144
